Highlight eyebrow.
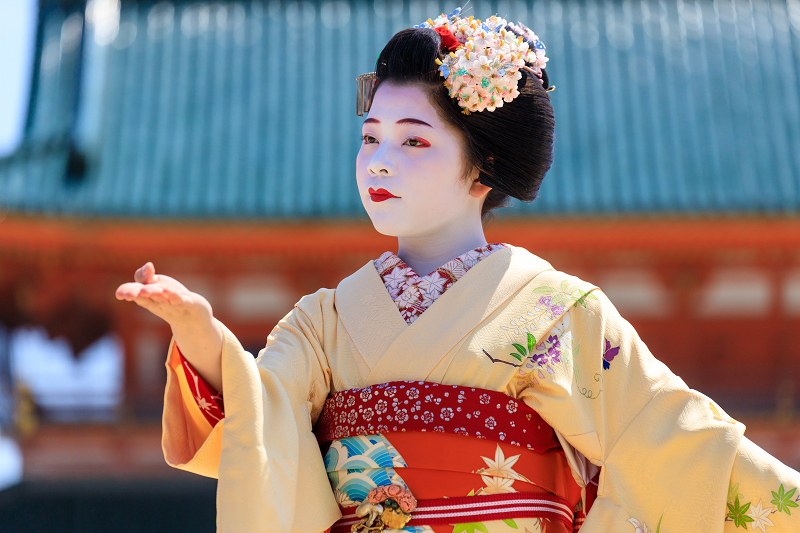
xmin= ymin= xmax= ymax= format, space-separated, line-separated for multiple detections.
xmin=363 ymin=118 xmax=433 ymax=128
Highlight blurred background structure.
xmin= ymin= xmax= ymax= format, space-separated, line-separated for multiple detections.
xmin=0 ymin=0 xmax=799 ymax=531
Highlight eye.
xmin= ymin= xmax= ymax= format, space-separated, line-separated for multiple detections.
xmin=404 ymin=137 xmax=431 ymax=148
xmin=362 ymin=134 xmax=378 ymax=144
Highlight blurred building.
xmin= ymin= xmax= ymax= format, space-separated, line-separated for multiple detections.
xmin=0 ymin=0 xmax=799 ymax=531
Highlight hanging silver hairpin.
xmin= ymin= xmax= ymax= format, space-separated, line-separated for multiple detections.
xmin=356 ymin=72 xmax=377 ymax=117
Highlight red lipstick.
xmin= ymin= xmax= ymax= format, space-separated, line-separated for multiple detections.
xmin=368 ymin=187 xmax=400 ymax=202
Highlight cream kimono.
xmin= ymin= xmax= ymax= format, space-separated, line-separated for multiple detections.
xmin=162 ymin=246 xmax=800 ymax=533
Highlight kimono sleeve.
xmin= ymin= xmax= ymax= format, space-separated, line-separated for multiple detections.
xmin=516 ymin=288 xmax=800 ymax=532
xmin=162 ymin=340 xmax=224 ymax=479
xmin=162 ymin=289 xmax=341 ymax=533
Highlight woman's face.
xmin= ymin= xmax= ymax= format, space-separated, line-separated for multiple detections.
xmin=356 ymin=83 xmax=484 ymax=239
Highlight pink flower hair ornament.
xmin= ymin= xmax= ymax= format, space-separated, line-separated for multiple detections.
xmin=413 ymin=7 xmax=552 ymax=114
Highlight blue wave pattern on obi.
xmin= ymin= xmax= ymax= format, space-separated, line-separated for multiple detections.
xmin=324 ymin=435 xmax=411 ymax=514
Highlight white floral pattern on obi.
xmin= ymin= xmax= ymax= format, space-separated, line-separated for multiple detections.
xmin=374 ymin=243 xmax=507 ymax=325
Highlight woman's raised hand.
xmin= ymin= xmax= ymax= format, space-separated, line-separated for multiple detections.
xmin=116 ymin=262 xmax=223 ymax=390
xmin=115 ymin=262 xmax=212 ymax=327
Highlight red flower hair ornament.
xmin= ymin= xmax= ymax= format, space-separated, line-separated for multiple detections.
xmin=434 ymin=26 xmax=462 ymax=52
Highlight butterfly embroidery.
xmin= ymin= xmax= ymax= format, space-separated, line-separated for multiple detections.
xmin=602 ymin=339 xmax=620 ymax=370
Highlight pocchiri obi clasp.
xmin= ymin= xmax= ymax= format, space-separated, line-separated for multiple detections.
xmin=351 ymin=484 xmax=417 ymax=533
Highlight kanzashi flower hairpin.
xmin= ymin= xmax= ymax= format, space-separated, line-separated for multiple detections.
xmin=414 ymin=7 xmax=550 ymax=114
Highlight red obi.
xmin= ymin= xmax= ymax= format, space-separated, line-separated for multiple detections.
xmin=315 ymin=381 xmax=588 ymax=533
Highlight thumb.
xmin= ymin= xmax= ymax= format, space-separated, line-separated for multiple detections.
xmin=134 ymin=262 xmax=157 ymax=284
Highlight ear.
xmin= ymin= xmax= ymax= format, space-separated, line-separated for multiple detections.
xmin=469 ymin=176 xmax=492 ymax=199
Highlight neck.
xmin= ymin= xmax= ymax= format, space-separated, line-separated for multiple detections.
xmin=397 ymin=221 xmax=488 ymax=277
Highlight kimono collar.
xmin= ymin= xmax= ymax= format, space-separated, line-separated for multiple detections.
xmin=374 ymin=243 xmax=507 ymax=325
xmin=335 ymin=246 xmax=554 ymax=384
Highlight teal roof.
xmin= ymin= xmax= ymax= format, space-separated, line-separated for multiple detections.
xmin=1 ymin=0 xmax=798 ymax=218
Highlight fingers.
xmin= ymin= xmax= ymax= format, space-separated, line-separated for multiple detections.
xmin=134 ymin=262 xmax=157 ymax=284
xmin=139 ymin=284 xmax=167 ymax=299
xmin=116 ymin=282 xmax=172 ymax=318
xmin=160 ymin=288 xmax=187 ymax=305
xmin=116 ymin=283 xmax=191 ymax=310
xmin=116 ymin=282 xmax=144 ymax=300
xmin=115 ymin=282 xmax=166 ymax=301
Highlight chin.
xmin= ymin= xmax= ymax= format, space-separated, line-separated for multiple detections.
xmin=369 ymin=219 xmax=404 ymax=238
xmin=367 ymin=212 xmax=412 ymax=238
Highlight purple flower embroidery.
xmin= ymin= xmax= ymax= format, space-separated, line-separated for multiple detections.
xmin=530 ymin=352 xmax=547 ymax=364
xmin=603 ymin=339 xmax=620 ymax=370
xmin=538 ymin=296 xmax=566 ymax=317
xmin=528 ymin=333 xmax=565 ymax=369
xmin=546 ymin=335 xmax=562 ymax=362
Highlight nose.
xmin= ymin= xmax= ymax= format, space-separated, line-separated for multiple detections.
xmin=367 ymin=144 xmax=396 ymax=177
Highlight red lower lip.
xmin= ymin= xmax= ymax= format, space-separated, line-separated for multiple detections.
xmin=370 ymin=194 xmax=395 ymax=202
xmin=368 ymin=188 xmax=399 ymax=202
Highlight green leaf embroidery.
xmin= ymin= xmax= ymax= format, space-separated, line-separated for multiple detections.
xmin=509 ymin=352 xmax=522 ymax=361
xmin=532 ymin=286 xmax=555 ymax=294
xmin=727 ymin=496 xmax=754 ymax=528
xmin=550 ymin=294 xmax=567 ymax=306
xmin=502 ymin=518 xmax=518 ymax=528
xmin=452 ymin=522 xmax=490 ymax=533
xmin=527 ymin=332 xmax=536 ymax=354
xmin=771 ymin=483 xmax=799 ymax=515
xmin=511 ymin=343 xmax=526 ymax=357
xmin=578 ymin=290 xmax=597 ymax=307
xmin=572 ymin=340 xmax=581 ymax=356
xmin=655 ymin=511 xmax=664 ymax=533
xmin=560 ymin=280 xmax=569 ymax=291
xmin=574 ymin=290 xmax=590 ymax=308
xmin=727 ymin=481 xmax=742 ymax=504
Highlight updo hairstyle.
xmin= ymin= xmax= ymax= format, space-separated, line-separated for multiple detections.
xmin=373 ymin=28 xmax=556 ymax=224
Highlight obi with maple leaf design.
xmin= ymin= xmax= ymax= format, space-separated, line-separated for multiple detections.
xmin=316 ymin=380 xmax=586 ymax=533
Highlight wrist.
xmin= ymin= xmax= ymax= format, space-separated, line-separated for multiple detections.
xmin=169 ymin=305 xmax=216 ymax=339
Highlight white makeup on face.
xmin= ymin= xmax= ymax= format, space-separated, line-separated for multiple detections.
xmin=355 ymin=82 xmax=492 ymax=277
xmin=356 ymin=83 xmax=484 ymax=244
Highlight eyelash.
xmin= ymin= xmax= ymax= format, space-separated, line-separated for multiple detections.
xmin=361 ymin=135 xmax=430 ymax=148
xmin=406 ymin=137 xmax=430 ymax=147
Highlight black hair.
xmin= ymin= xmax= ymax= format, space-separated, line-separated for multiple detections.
xmin=373 ymin=27 xmax=555 ymax=224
